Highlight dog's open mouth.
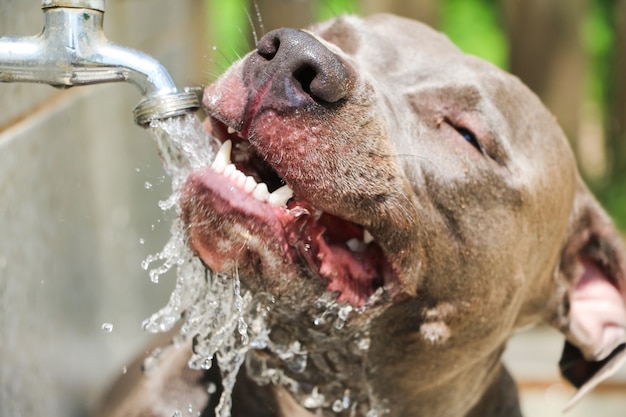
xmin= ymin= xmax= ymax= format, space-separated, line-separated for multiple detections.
xmin=181 ymin=118 xmax=396 ymax=307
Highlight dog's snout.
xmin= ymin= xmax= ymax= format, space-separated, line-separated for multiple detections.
xmin=255 ymin=28 xmax=349 ymax=104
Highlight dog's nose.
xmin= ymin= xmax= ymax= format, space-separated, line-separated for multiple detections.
xmin=255 ymin=28 xmax=349 ymax=104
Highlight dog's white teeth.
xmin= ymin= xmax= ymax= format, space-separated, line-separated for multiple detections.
xmin=347 ymin=238 xmax=367 ymax=253
xmin=211 ymin=140 xmax=232 ymax=173
xmin=223 ymin=163 xmax=236 ymax=178
xmin=268 ymin=184 xmax=294 ymax=207
xmin=252 ymin=182 xmax=270 ymax=202
xmin=233 ymin=170 xmax=247 ymax=188
xmin=209 ymin=140 xmax=291 ymax=206
xmin=363 ymin=229 xmax=375 ymax=244
xmin=227 ymin=126 xmax=237 ymax=134
xmin=244 ymin=176 xmax=257 ymax=193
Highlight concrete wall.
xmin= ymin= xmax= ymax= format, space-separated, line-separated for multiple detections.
xmin=0 ymin=1 xmax=207 ymax=416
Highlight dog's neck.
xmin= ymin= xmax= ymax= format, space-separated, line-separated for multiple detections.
xmin=232 ymin=298 xmax=520 ymax=417
xmin=236 ymin=350 xmax=518 ymax=417
xmin=236 ymin=296 xmax=389 ymax=417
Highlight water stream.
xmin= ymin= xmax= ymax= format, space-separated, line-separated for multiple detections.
xmin=139 ymin=113 xmax=269 ymax=417
xmin=138 ymin=114 xmax=387 ymax=417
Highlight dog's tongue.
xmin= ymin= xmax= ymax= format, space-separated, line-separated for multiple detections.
xmin=283 ymin=202 xmax=384 ymax=305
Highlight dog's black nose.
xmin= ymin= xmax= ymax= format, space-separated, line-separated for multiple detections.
xmin=255 ymin=28 xmax=349 ymax=104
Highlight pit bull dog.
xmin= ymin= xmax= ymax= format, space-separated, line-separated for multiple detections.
xmin=94 ymin=14 xmax=626 ymax=417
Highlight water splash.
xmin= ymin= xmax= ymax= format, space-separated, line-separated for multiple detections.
xmin=142 ymin=114 xmax=219 ymax=334
xmin=140 ymin=113 xmax=384 ymax=417
xmin=141 ymin=114 xmax=261 ymax=417
xmin=101 ymin=322 xmax=114 ymax=333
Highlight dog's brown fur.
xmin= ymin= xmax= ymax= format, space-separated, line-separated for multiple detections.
xmin=94 ymin=14 xmax=626 ymax=417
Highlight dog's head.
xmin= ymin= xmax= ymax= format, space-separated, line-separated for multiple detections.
xmin=181 ymin=14 xmax=626 ymax=415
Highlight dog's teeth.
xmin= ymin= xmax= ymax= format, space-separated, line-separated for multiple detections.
xmin=268 ymin=184 xmax=294 ymax=207
xmin=211 ymin=140 xmax=232 ymax=173
xmin=227 ymin=126 xmax=236 ymax=134
xmin=244 ymin=176 xmax=257 ymax=193
xmin=253 ymin=183 xmax=270 ymax=202
xmin=347 ymin=238 xmax=366 ymax=253
xmin=223 ymin=164 xmax=236 ymax=179
xmin=363 ymin=229 xmax=375 ymax=244
xmin=210 ymin=140 xmax=291 ymax=207
xmin=233 ymin=171 xmax=246 ymax=188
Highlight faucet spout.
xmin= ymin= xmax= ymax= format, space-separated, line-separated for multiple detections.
xmin=0 ymin=0 xmax=199 ymax=126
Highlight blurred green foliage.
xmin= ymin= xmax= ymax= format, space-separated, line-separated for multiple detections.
xmin=315 ymin=0 xmax=358 ymax=20
xmin=441 ymin=0 xmax=507 ymax=69
xmin=582 ymin=1 xmax=623 ymax=227
xmin=584 ymin=0 xmax=613 ymax=106
xmin=205 ymin=0 xmax=249 ymax=68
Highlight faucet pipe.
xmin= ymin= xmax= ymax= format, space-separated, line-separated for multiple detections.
xmin=0 ymin=1 xmax=199 ymax=126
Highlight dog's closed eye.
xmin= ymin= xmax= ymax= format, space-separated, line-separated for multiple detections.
xmin=443 ymin=117 xmax=483 ymax=154
xmin=454 ymin=126 xmax=481 ymax=151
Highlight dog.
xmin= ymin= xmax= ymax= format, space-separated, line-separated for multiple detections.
xmin=94 ymin=14 xmax=626 ymax=417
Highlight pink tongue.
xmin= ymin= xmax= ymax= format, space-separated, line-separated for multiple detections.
xmin=321 ymin=245 xmax=378 ymax=304
xmin=282 ymin=201 xmax=379 ymax=306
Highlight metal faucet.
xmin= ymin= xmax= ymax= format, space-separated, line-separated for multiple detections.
xmin=0 ymin=0 xmax=199 ymax=126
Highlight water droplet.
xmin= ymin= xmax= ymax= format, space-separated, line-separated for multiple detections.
xmin=357 ymin=337 xmax=371 ymax=351
xmin=338 ymin=305 xmax=353 ymax=320
xmin=139 ymin=238 xmax=145 ymax=245
xmin=189 ymin=355 xmax=213 ymax=371
xmin=334 ymin=318 xmax=346 ymax=330
xmin=301 ymin=386 xmax=325 ymax=409
xmin=172 ymin=411 xmax=182 ymax=417
xmin=101 ymin=323 xmax=113 ymax=332
xmin=342 ymin=391 xmax=351 ymax=409
xmin=135 ymin=167 xmax=141 ymax=173
xmin=332 ymin=399 xmax=344 ymax=413
xmin=122 ymin=365 xmax=127 ymax=374
xmin=207 ymin=382 xmax=217 ymax=394
xmin=144 ymin=181 xmax=153 ymax=189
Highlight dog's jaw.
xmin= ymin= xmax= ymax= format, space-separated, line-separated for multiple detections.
xmin=180 ymin=118 xmax=404 ymax=307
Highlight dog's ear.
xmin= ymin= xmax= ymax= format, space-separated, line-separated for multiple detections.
xmin=556 ymin=181 xmax=626 ymax=408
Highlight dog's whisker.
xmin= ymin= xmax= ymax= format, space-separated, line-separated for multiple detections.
xmin=395 ymin=153 xmax=430 ymax=163
xmin=395 ymin=153 xmax=438 ymax=171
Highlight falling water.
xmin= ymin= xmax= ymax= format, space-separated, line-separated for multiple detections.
xmin=140 ymin=113 xmax=255 ymax=417
xmin=138 ymin=113 xmax=386 ymax=417
xmin=139 ymin=114 xmax=285 ymax=417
